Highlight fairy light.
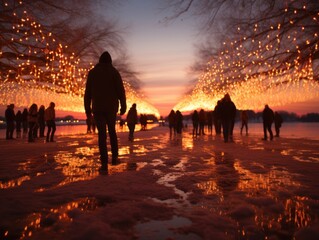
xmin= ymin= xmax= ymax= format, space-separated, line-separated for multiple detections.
xmin=0 ymin=0 xmax=160 ymax=117
xmin=174 ymin=2 xmax=319 ymax=113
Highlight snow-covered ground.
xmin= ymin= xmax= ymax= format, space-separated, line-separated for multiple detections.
xmin=1 ymin=126 xmax=319 ymax=239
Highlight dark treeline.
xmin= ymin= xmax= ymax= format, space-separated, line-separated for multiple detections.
xmin=178 ymin=110 xmax=319 ymax=123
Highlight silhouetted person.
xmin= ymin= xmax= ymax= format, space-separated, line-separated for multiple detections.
xmin=199 ymin=109 xmax=206 ymax=135
xmin=45 ymin=102 xmax=56 ymax=142
xmin=15 ymin=110 xmax=22 ymax=138
xmin=175 ymin=110 xmax=183 ymax=134
xmin=220 ymin=94 xmax=236 ymax=143
xmin=214 ymin=100 xmax=222 ymax=135
xmin=22 ymin=108 xmax=28 ymax=138
xmin=28 ymin=103 xmax=38 ymax=142
xmin=207 ymin=111 xmax=213 ymax=135
xmin=84 ymin=51 xmax=126 ymax=172
xmin=274 ymin=111 xmax=283 ymax=137
xmin=168 ymin=110 xmax=176 ymax=137
xmin=5 ymin=104 xmax=15 ymax=140
xmin=240 ymin=110 xmax=248 ymax=135
xmin=126 ymin=103 xmax=138 ymax=141
xmin=262 ymin=104 xmax=274 ymax=140
xmin=192 ymin=110 xmax=199 ymax=137
xmin=38 ymin=105 xmax=45 ymax=137
xmin=140 ymin=114 xmax=147 ymax=130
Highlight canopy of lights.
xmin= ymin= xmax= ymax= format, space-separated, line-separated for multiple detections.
xmin=174 ymin=2 xmax=319 ymax=112
xmin=0 ymin=1 xmax=160 ymax=117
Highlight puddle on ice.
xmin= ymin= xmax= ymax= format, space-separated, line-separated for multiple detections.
xmin=281 ymin=148 xmax=319 ymax=163
xmin=0 ymin=175 xmax=31 ymax=189
xmin=5 ymin=197 xmax=101 ymax=239
xmin=152 ymin=165 xmax=191 ymax=208
xmin=135 ymin=215 xmax=200 ymax=240
xmin=196 ymin=154 xmax=319 ymax=239
xmin=0 ymin=144 xmax=147 ymax=190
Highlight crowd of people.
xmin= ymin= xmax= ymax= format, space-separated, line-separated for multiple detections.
xmin=4 ymin=102 xmax=56 ymax=143
xmin=3 ymin=51 xmax=284 ymax=173
xmin=168 ymin=93 xmax=283 ymax=143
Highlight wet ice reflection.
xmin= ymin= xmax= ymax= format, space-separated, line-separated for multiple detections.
xmin=17 ymin=198 xmax=100 ymax=239
xmin=182 ymin=136 xmax=194 ymax=150
xmin=0 ymin=175 xmax=31 ymax=189
xmin=196 ymin=151 xmax=318 ymax=238
xmin=0 ymin=143 xmax=149 ymax=191
xmin=135 ymin=215 xmax=200 ymax=240
xmin=119 ymin=144 xmax=148 ymax=156
xmin=53 ymin=150 xmax=99 ymax=187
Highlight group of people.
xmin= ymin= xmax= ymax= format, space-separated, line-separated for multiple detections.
xmin=262 ymin=105 xmax=283 ymax=140
xmin=167 ymin=109 xmax=184 ymax=137
xmin=5 ymin=102 xmax=56 ymax=143
xmin=3 ymin=51 xmax=285 ymax=174
xmin=191 ymin=109 xmax=214 ymax=137
xmin=168 ymin=93 xmax=283 ymax=143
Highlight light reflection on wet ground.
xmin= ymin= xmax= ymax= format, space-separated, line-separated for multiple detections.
xmin=1 ymin=127 xmax=319 ymax=239
xmin=13 ymin=197 xmax=101 ymax=239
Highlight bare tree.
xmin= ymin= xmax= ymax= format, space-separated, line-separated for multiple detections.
xmin=164 ymin=0 xmax=319 ymax=83
xmin=0 ymin=0 xmax=140 ymax=96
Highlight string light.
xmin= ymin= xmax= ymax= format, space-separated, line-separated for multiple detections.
xmin=174 ymin=2 xmax=319 ymax=113
xmin=0 ymin=0 xmax=160 ymax=117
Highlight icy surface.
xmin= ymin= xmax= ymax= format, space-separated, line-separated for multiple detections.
xmin=1 ymin=126 xmax=319 ymax=239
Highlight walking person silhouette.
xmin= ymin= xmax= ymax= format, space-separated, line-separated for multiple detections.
xmin=84 ymin=51 xmax=126 ymax=173
xmin=126 ymin=103 xmax=138 ymax=142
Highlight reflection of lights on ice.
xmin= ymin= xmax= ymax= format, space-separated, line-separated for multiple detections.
xmin=0 ymin=82 xmax=160 ymax=117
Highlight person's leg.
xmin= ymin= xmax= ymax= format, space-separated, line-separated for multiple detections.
xmin=50 ymin=121 xmax=56 ymax=141
xmin=6 ymin=123 xmax=10 ymax=139
xmin=9 ymin=121 xmax=14 ymax=139
xmin=277 ymin=126 xmax=280 ymax=137
xmin=269 ymin=124 xmax=273 ymax=140
xmin=106 ymin=113 xmax=118 ymax=163
xmin=46 ymin=122 xmax=51 ymax=142
xmin=263 ymin=123 xmax=267 ymax=140
xmin=94 ymin=113 xmax=108 ymax=166
xmin=131 ymin=124 xmax=136 ymax=141
xmin=222 ymin=121 xmax=228 ymax=142
xmin=128 ymin=123 xmax=134 ymax=141
xmin=28 ymin=122 xmax=35 ymax=142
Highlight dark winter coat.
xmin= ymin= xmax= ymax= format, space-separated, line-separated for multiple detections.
xmin=263 ymin=106 xmax=274 ymax=124
xmin=84 ymin=61 xmax=126 ymax=116
xmin=220 ymin=99 xmax=236 ymax=121
xmin=126 ymin=107 xmax=138 ymax=125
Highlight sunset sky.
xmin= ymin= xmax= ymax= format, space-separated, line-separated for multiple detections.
xmin=104 ymin=0 xmax=319 ymax=117
xmin=1 ymin=0 xmax=318 ymax=118
xmin=105 ymin=0 xmax=198 ymax=116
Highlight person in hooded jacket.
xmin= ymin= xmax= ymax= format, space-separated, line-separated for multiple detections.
xmin=262 ymin=104 xmax=274 ymax=140
xmin=28 ymin=103 xmax=38 ymax=142
xmin=22 ymin=108 xmax=28 ymax=138
xmin=126 ymin=103 xmax=138 ymax=141
xmin=220 ymin=94 xmax=236 ymax=143
xmin=191 ymin=110 xmax=199 ymax=137
xmin=84 ymin=51 xmax=126 ymax=172
xmin=168 ymin=110 xmax=176 ymax=137
xmin=5 ymin=104 xmax=15 ymax=140
xmin=274 ymin=111 xmax=283 ymax=137
xmin=44 ymin=102 xmax=56 ymax=142
xmin=38 ymin=105 xmax=45 ymax=137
